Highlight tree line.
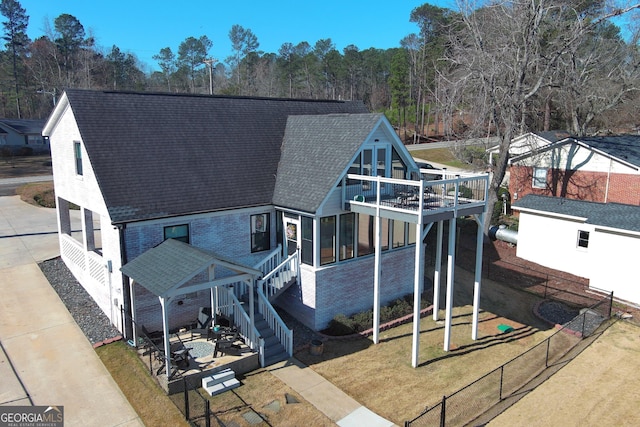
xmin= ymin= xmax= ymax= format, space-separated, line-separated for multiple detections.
xmin=2 ymin=0 xmax=639 ymax=225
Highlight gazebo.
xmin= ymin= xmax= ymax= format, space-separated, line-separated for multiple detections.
xmin=120 ymin=239 xmax=263 ymax=378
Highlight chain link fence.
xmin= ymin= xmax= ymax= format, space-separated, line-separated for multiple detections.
xmin=405 ymin=292 xmax=612 ymax=427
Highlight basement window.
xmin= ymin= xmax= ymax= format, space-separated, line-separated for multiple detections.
xmin=577 ymin=230 xmax=590 ymax=249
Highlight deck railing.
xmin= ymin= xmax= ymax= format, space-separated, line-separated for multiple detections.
xmin=343 ymin=172 xmax=488 ymax=215
xmin=257 ymin=287 xmax=294 ymax=357
xmin=60 ymin=233 xmax=107 ymax=287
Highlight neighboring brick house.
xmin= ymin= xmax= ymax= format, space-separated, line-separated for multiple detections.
xmin=508 ymin=135 xmax=640 ymax=205
xmin=0 ymin=118 xmax=49 ymax=155
xmin=513 ymin=195 xmax=640 ymax=305
xmin=44 ymin=89 xmax=488 ymax=369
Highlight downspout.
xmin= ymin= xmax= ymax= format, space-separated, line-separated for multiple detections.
xmin=604 ymin=157 xmax=612 ymax=203
xmin=117 ymin=223 xmax=133 ymax=340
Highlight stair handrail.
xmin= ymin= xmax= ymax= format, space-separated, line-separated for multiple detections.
xmin=253 ymin=244 xmax=283 ymax=276
xmin=256 ymin=286 xmax=294 ymax=357
xmin=218 ymin=286 xmax=262 ymax=353
xmin=258 ymin=252 xmax=298 ymax=299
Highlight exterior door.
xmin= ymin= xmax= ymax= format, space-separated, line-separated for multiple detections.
xmin=285 ymin=218 xmax=300 ymax=256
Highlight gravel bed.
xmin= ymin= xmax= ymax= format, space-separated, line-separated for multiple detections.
xmin=537 ymin=300 xmax=579 ymax=325
xmin=39 ymin=257 xmax=121 ymax=345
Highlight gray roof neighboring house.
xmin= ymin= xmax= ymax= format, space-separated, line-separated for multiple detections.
xmin=273 ymin=113 xmax=384 ymax=213
xmin=513 ymin=194 xmax=640 ymax=233
xmin=0 ymin=118 xmax=46 ymax=135
xmin=47 ymin=90 xmax=368 ymax=224
xmin=509 ymin=134 xmax=640 ymax=170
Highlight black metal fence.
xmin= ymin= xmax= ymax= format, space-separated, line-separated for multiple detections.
xmin=404 ymin=292 xmax=613 ymax=427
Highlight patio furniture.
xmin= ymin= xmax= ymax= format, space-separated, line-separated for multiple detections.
xmin=190 ymin=307 xmax=213 ymax=340
xmin=141 ymin=325 xmax=163 ymax=346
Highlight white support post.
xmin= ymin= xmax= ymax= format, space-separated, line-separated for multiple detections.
xmin=472 ymin=213 xmax=486 ymax=341
xmin=160 ymin=297 xmax=171 ymax=379
xmin=129 ymin=279 xmax=137 ymax=340
xmin=443 ymin=217 xmax=456 ymax=352
xmin=433 ymin=220 xmax=443 ymax=321
xmin=248 ymin=278 xmax=255 ymax=342
xmin=411 ymin=180 xmax=425 ymax=368
xmin=373 ymin=176 xmax=382 ymax=344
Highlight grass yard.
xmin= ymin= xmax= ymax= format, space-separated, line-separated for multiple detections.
xmin=194 ymin=369 xmax=335 ymax=426
xmin=96 ymin=341 xmax=189 ymax=427
xmin=410 ymin=147 xmax=473 ymax=170
xmin=489 ymin=320 xmax=640 ymax=426
xmin=296 ymin=302 xmax=559 ymax=425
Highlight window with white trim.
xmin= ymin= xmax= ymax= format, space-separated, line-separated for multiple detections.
xmin=577 ymin=230 xmax=589 ymax=249
xmin=532 ymin=167 xmax=547 ymax=189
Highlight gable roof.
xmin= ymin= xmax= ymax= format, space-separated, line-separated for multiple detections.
xmin=120 ymin=238 xmax=262 ymax=297
xmin=0 ymin=118 xmax=45 ymax=135
xmin=513 ymin=194 xmax=640 ymax=233
xmin=273 ymin=113 xmax=385 ymax=212
xmin=573 ymin=135 xmax=640 ymax=168
xmin=487 ymin=130 xmax=570 ymax=154
xmin=46 ymin=90 xmax=368 ymax=223
xmin=509 ymin=134 xmax=640 ymax=170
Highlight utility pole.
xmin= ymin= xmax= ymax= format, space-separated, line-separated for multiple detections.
xmin=203 ymin=58 xmax=216 ymax=95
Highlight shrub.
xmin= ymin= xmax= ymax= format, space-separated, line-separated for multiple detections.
xmin=325 ymin=314 xmax=356 ymax=336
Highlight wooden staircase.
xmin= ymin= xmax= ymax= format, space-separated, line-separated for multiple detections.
xmin=254 ymin=309 xmax=290 ymax=366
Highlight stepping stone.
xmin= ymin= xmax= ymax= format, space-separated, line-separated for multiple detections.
xmin=263 ymin=399 xmax=281 ymax=413
xmin=285 ymin=393 xmax=299 ymax=404
xmin=242 ymin=409 xmax=263 ymax=425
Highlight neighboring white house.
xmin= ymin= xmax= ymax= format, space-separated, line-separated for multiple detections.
xmin=44 ymin=89 xmax=489 ymax=370
xmin=512 ymin=195 xmax=640 ymax=306
xmin=508 ymin=135 xmax=640 ymax=205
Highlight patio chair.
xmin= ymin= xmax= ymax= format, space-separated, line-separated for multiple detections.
xmin=191 ymin=307 xmax=213 ymax=340
xmin=141 ymin=325 xmax=163 ymax=346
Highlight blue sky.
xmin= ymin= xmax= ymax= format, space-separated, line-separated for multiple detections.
xmin=19 ymin=0 xmax=454 ymax=72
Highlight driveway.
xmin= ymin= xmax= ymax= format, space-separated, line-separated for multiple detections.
xmin=0 ymin=193 xmax=143 ymax=426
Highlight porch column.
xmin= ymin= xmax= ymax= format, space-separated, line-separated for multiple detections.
xmin=129 ymin=279 xmax=137 ymax=339
xmin=443 ymin=217 xmax=456 ymax=352
xmin=209 ymin=265 xmax=216 ymax=326
xmin=372 ymin=181 xmax=382 ymax=344
xmin=81 ymin=208 xmax=95 ymax=251
xmin=472 ymin=213 xmax=486 ymax=341
xmin=160 ymin=297 xmax=171 ymax=379
xmin=433 ymin=220 xmax=444 ymax=321
xmin=248 ymin=278 xmax=255 ymax=343
xmin=411 ymin=180 xmax=425 ymax=368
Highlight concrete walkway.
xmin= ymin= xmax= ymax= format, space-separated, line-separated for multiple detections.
xmin=268 ymin=358 xmax=397 ymax=427
xmin=0 ymin=195 xmax=143 ymax=426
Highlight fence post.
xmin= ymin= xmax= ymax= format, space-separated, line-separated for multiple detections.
xmin=148 ymin=349 xmax=152 ymax=375
xmin=499 ymin=365 xmax=504 ymax=400
xmin=581 ymin=312 xmax=587 ymax=337
xmin=545 ymin=337 xmax=551 ymax=368
xmin=120 ymin=305 xmax=125 ymax=340
xmin=608 ymin=291 xmax=614 ymax=318
xmin=183 ymin=378 xmax=189 ymax=421
xmin=205 ymin=400 xmax=211 ymax=427
xmin=440 ymin=395 xmax=446 ymax=427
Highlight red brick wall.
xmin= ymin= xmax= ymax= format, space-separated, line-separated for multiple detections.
xmin=509 ymin=165 xmax=640 ymax=205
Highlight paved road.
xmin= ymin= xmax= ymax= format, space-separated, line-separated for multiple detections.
xmin=0 ymin=175 xmax=52 ymax=196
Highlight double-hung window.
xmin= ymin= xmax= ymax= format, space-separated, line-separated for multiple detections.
xmin=251 ymin=214 xmax=270 ymax=252
xmin=74 ymin=142 xmax=83 ymax=176
xmin=532 ymin=167 xmax=547 ymax=189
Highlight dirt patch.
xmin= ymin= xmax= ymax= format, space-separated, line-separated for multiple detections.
xmin=0 ymin=154 xmax=52 ymax=178
xmin=15 ymin=181 xmax=55 ymax=207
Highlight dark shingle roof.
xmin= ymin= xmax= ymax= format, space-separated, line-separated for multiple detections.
xmin=513 ymin=195 xmax=640 ymax=233
xmin=534 ymin=130 xmax=570 ymax=143
xmin=574 ymin=135 xmax=640 ymax=168
xmin=273 ymin=113 xmax=383 ymax=212
xmin=0 ymin=118 xmax=45 ymax=134
xmin=61 ymin=90 xmax=368 ymax=223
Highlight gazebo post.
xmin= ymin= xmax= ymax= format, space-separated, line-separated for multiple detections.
xmin=160 ymin=297 xmax=171 ymax=378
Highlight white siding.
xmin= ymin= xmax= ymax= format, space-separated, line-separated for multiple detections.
xmin=516 ymin=212 xmax=591 ymax=278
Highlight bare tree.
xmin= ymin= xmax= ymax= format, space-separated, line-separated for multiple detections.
xmin=443 ymin=0 xmax=640 ymax=233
